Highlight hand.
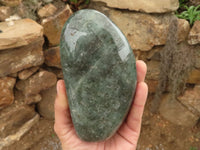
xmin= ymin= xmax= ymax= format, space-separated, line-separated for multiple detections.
xmin=54 ymin=60 xmax=148 ymax=150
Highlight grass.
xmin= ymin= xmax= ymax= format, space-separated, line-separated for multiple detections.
xmin=176 ymin=5 xmax=200 ymax=25
xmin=179 ymin=0 xmax=189 ymax=8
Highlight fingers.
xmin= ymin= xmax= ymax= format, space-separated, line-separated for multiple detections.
xmin=136 ymin=60 xmax=147 ymax=82
xmin=117 ymin=60 xmax=148 ymax=144
xmin=125 ymin=60 xmax=147 ymax=133
xmin=54 ymin=80 xmax=72 ymax=136
xmin=126 ymin=82 xmax=148 ymax=134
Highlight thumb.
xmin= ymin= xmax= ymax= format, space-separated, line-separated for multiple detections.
xmin=54 ymin=80 xmax=73 ymax=137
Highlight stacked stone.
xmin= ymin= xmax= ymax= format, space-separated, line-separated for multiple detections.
xmin=0 ymin=1 xmax=72 ymax=149
xmin=89 ymin=0 xmax=200 ymax=127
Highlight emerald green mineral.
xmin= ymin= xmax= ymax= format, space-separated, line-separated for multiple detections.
xmin=60 ymin=9 xmax=137 ymax=142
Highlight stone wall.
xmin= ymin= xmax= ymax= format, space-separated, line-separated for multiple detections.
xmin=0 ymin=1 xmax=72 ymax=149
xmin=0 ymin=0 xmax=200 ymax=149
xmin=90 ymin=0 xmax=200 ymax=127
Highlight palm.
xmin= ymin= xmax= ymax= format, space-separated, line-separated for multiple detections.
xmin=54 ymin=60 xmax=148 ymax=150
xmin=59 ymin=121 xmax=138 ymax=150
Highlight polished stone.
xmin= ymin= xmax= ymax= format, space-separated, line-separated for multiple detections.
xmin=60 ymin=9 xmax=137 ymax=142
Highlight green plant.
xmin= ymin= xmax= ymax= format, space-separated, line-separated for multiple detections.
xmin=52 ymin=134 xmax=55 ymax=138
xmin=190 ymin=147 xmax=198 ymax=150
xmin=176 ymin=5 xmax=200 ymax=25
xmin=68 ymin=0 xmax=90 ymax=11
xmin=179 ymin=0 xmax=188 ymax=8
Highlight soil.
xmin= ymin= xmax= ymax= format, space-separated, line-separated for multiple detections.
xmin=138 ymin=94 xmax=200 ymax=150
xmin=2 ymin=119 xmax=61 ymax=150
xmin=4 ymin=94 xmax=200 ymax=150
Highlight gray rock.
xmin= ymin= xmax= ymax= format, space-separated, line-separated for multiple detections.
xmin=60 ymin=9 xmax=137 ymax=141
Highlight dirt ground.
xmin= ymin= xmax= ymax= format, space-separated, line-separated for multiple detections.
xmin=4 ymin=94 xmax=200 ymax=150
xmin=3 ymin=119 xmax=61 ymax=150
xmin=138 ymin=94 xmax=200 ymax=150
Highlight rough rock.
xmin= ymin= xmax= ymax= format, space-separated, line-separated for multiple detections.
xmin=196 ymin=47 xmax=200 ymax=69
xmin=159 ymin=94 xmax=199 ymax=127
xmin=178 ymin=19 xmax=190 ymax=42
xmin=0 ymin=6 xmax=11 ymax=21
xmin=146 ymin=60 xmax=160 ymax=80
xmin=0 ymin=38 xmax=44 ymax=77
xmin=0 ymin=115 xmax=39 ymax=150
xmin=90 ymin=2 xmax=190 ymax=51
xmin=37 ymin=3 xmax=57 ymax=18
xmin=188 ymin=21 xmax=200 ymax=45
xmin=0 ymin=0 xmax=21 ymax=7
xmin=3 ymin=119 xmax=61 ymax=150
xmin=133 ymin=50 xmax=147 ymax=61
xmin=0 ymin=105 xmax=39 ymax=150
xmin=16 ymin=70 xmax=57 ymax=96
xmin=44 ymin=46 xmax=61 ymax=68
xmin=178 ymin=86 xmax=200 ymax=116
xmin=41 ymin=67 xmax=63 ymax=79
xmin=8 ymin=73 xmax=17 ymax=78
xmin=15 ymin=90 xmax=42 ymax=105
xmin=147 ymin=46 xmax=162 ymax=61
xmin=0 ymin=19 xmax=43 ymax=50
xmin=145 ymin=80 xmax=159 ymax=93
xmin=92 ymin=0 xmax=179 ymax=13
xmin=0 ymin=105 xmax=37 ymax=138
xmin=37 ymin=85 xmax=56 ymax=120
xmin=42 ymin=4 xmax=72 ymax=46
xmin=60 ymin=9 xmax=137 ymax=141
xmin=190 ymin=0 xmax=200 ymax=6
xmin=0 ymin=77 xmax=16 ymax=109
xmin=106 ymin=10 xmax=189 ymax=51
xmin=187 ymin=69 xmax=200 ymax=84
xmin=18 ymin=66 xmax=39 ymax=80
xmin=51 ymin=68 xmax=63 ymax=79
xmin=24 ymin=94 xmax=42 ymax=105
xmin=43 ymin=0 xmax=53 ymax=3
xmin=5 ymin=14 xmax=21 ymax=22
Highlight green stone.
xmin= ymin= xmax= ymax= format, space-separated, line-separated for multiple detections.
xmin=60 ymin=9 xmax=137 ymax=142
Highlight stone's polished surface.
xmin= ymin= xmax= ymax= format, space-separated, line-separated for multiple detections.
xmin=60 ymin=9 xmax=137 ymax=142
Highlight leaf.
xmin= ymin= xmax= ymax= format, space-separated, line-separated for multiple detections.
xmin=84 ymin=0 xmax=90 ymax=5
xmin=177 ymin=5 xmax=200 ymax=25
xmin=184 ymin=5 xmax=189 ymax=10
xmin=194 ymin=5 xmax=200 ymax=11
xmin=70 ymin=0 xmax=78 ymax=4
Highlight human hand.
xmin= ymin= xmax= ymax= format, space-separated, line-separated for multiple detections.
xmin=54 ymin=60 xmax=148 ymax=150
